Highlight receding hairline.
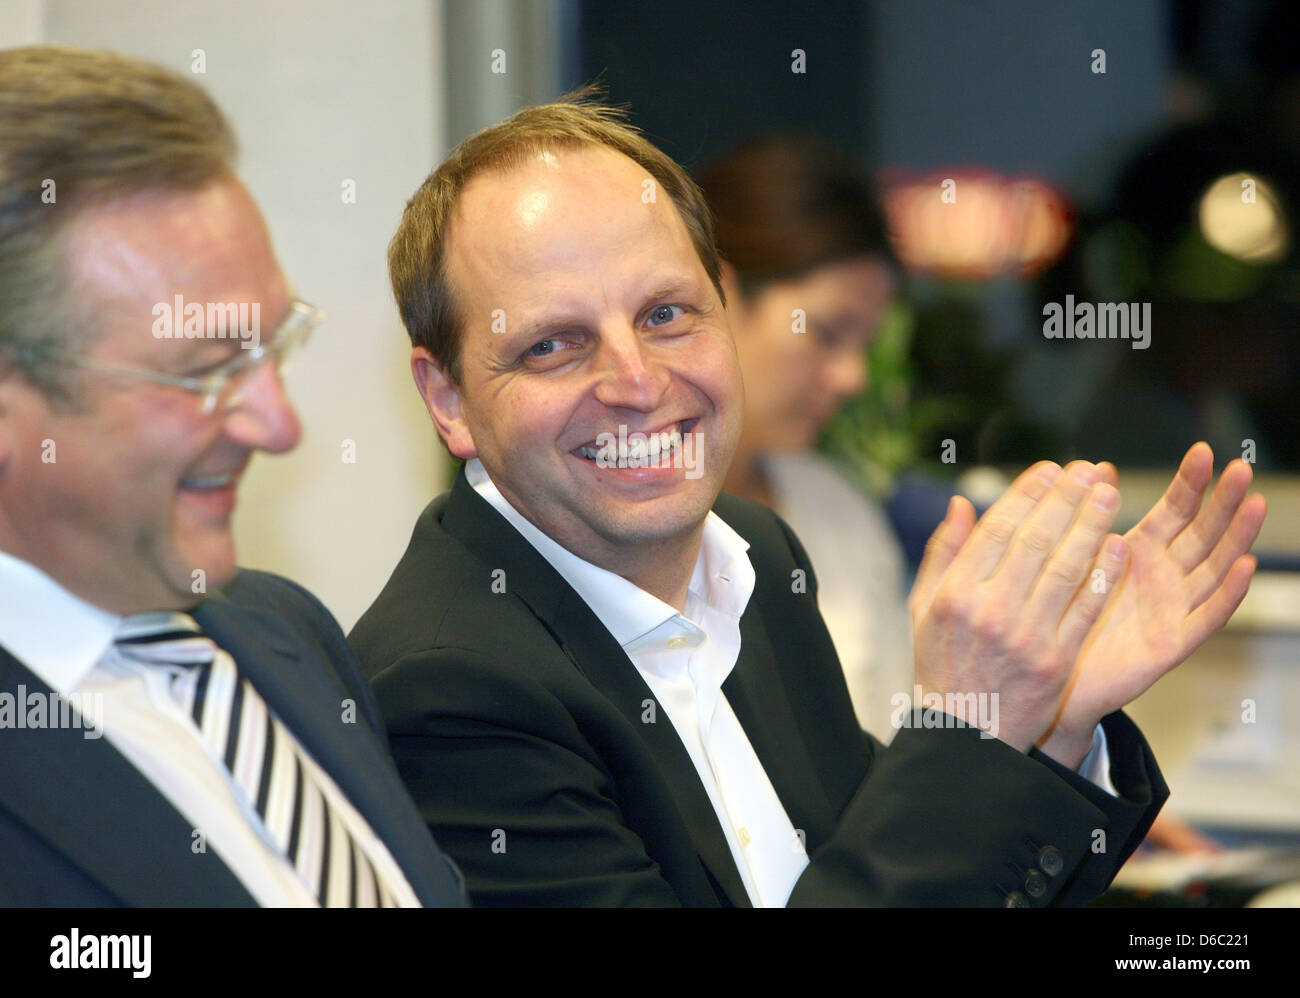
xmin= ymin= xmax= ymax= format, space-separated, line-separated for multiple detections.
xmin=447 ymin=140 xmax=658 ymax=226
xmin=387 ymin=87 xmax=726 ymax=391
xmin=440 ymin=141 xmax=712 ymax=314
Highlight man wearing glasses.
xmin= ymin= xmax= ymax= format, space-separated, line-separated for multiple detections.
xmin=0 ymin=46 xmax=464 ymax=907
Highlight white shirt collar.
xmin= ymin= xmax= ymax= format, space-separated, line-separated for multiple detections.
xmin=0 ymin=548 xmax=122 ymax=695
xmin=464 ymin=458 xmax=755 ymax=649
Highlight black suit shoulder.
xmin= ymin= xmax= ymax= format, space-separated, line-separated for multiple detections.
xmin=351 ymin=479 xmax=1168 ymax=907
xmin=219 ymin=568 xmax=387 ymax=739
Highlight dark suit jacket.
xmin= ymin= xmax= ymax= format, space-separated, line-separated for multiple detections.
xmin=349 ymin=472 xmax=1168 ymax=907
xmin=0 ymin=569 xmax=466 ymax=907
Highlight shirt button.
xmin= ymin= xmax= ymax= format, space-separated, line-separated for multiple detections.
xmin=1003 ymin=891 xmax=1031 ymax=908
xmin=667 ymin=636 xmax=687 ymax=649
xmin=1038 ymin=845 xmax=1064 ymax=876
xmin=738 ymin=827 xmax=752 ymax=847
xmin=1024 ymin=869 xmax=1047 ymax=898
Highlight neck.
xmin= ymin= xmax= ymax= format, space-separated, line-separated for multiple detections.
xmin=0 ymin=521 xmax=190 ymax=617
xmin=599 ymin=523 xmax=703 ymax=612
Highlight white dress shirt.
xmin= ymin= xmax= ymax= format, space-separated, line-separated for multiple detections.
xmin=467 ymin=458 xmax=1117 ymax=907
xmin=467 ymin=459 xmax=808 ymax=906
xmin=0 ymin=549 xmax=418 ymax=907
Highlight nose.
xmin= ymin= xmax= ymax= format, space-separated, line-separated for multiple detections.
xmin=220 ymin=362 xmax=302 ymax=453
xmin=825 ymin=347 xmax=868 ymax=403
xmin=590 ymin=326 xmax=671 ymax=413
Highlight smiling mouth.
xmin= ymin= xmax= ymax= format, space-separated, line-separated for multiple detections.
xmin=574 ymin=419 xmax=699 ymax=464
xmin=180 ymin=472 xmax=240 ymax=491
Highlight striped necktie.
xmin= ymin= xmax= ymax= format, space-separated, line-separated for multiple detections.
xmin=114 ymin=611 xmax=399 ymax=907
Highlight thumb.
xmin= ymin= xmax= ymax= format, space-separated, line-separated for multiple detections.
xmin=908 ymin=494 xmax=976 ymax=621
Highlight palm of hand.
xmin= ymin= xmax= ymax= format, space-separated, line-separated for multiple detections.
xmin=1061 ymin=527 xmax=1194 ymax=726
xmin=1052 ymin=448 xmax=1263 ymax=737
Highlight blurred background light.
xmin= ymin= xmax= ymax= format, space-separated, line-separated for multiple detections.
xmin=1198 ymin=171 xmax=1290 ymax=263
xmin=881 ymin=170 xmax=1075 ymax=280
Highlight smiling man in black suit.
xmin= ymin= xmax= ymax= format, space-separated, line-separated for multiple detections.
xmin=352 ymin=91 xmax=1266 ymax=907
xmin=0 ymin=46 xmax=464 ymax=907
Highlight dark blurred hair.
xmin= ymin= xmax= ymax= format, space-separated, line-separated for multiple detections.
xmin=696 ymin=133 xmax=897 ymax=295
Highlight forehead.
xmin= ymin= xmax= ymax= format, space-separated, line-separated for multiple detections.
xmin=64 ymin=180 xmax=288 ymax=348
xmin=445 ymin=145 xmax=701 ymax=306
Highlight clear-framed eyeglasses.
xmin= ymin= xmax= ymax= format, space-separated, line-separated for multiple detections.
xmin=40 ymin=299 xmax=325 ymax=414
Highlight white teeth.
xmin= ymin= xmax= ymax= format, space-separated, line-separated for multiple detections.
xmin=578 ymin=425 xmax=684 ymax=464
xmin=181 ymin=474 xmax=233 ymax=489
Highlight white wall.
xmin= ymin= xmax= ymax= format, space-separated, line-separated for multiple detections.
xmin=0 ymin=0 xmax=43 ymax=43
xmin=17 ymin=0 xmax=449 ymax=629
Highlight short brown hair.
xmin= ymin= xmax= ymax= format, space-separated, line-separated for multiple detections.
xmin=388 ymin=86 xmax=725 ymax=386
xmin=0 ymin=46 xmax=236 ymax=398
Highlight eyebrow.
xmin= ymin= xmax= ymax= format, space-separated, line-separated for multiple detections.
xmin=507 ymin=276 xmax=709 ymax=344
xmin=642 ymin=279 xmax=700 ymax=303
xmin=161 ymin=337 xmax=245 ymax=372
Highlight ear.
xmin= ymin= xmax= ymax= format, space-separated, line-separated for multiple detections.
xmin=0 ymin=369 xmax=23 ymax=470
xmin=411 ymin=347 xmax=477 ymax=460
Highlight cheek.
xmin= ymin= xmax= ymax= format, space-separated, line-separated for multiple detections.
xmin=695 ymin=337 xmax=743 ymax=402
xmin=485 ymin=384 xmax=574 ymax=456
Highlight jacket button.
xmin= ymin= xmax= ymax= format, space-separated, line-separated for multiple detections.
xmin=1024 ymin=869 xmax=1047 ymax=898
xmin=1038 ymin=845 xmax=1064 ymax=876
xmin=1004 ymin=891 xmax=1031 ymax=907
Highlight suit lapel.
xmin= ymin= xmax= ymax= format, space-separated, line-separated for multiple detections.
xmin=550 ymin=591 xmax=751 ymax=907
xmin=0 ymin=645 xmax=254 ymax=906
xmin=725 ymin=610 xmax=837 ymax=848
xmin=442 ymin=473 xmax=752 ymax=907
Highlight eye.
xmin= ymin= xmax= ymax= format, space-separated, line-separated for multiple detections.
xmin=809 ymin=319 xmax=847 ymax=350
xmin=182 ymin=353 xmax=240 ymax=379
xmin=647 ymin=304 xmax=684 ymax=327
xmin=527 ymin=339 xmax=558 ymax=357
xmin=520 ymin=334 xmax=583 ymax=368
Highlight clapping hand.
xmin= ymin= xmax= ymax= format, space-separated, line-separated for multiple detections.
xmin=1037 ymin=443 xmax=1265 ymax=766
xmin=908 ymin=443 xmax=1265 ymax=768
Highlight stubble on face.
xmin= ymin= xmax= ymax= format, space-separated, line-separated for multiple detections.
xmin=440 ymin=146 xmax=743 ymax=595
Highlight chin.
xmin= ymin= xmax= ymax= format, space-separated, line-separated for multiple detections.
xmin=173 ymin=538 xmax=239 ymax=597
xmin=599 ymin=488 xmax=716 ymax=545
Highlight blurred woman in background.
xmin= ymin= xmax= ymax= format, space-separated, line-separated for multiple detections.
xmin=698 ymin=135 xmax=912 ymax=741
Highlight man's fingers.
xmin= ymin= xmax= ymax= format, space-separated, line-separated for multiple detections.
xmin=1168 ymin=458 xmax=1254 ymax=570
xmin=1023 ymin=481 xmax=1122 ymax=629
xmin=1135 ymin=441 xmax=1214 ymax=547
xmin=910 ymin=495 xmax=976 ymax=620
xmin=1187 ymin=493 xmax=1267 ymax=610
xmin=1185 ymin=554 xmax=1257 ymax=653
xmin=950 ymin=461 xmax=1063 ymax=585
xmin=983 ymin=463 xmax=1105 ymax=604
xmin=1057 ymin=534 xmax=1130 ymax=654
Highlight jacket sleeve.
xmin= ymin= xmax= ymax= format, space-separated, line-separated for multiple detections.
xmin=786 ymin=711 xmax=1165 ymax=906
xmin=767 ymin=514 xmax=1169 ymax=906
